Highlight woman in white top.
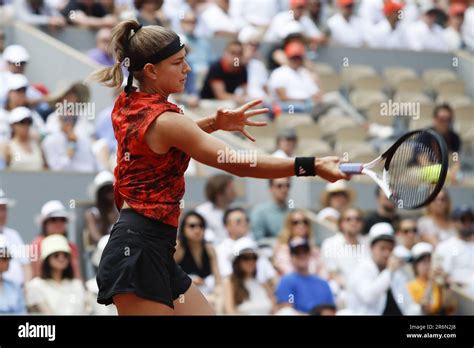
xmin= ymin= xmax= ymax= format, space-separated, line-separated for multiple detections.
xmin=25 ymin=234 xmax=88 ymax=315
xmin=223 ymin=239 xmax=274 ymax=315
xmin=4 ymin=106 xmax=45 ymax=171
xmin=417 ymin=189 xmax=457 ymax=246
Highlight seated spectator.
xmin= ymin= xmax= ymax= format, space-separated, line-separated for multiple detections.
xmin=319 ymin=180 xmax=354 ymax=215
xmin=430 ymin=104 xmax=462 ymax=183
xmin=0 ymin=235 xmax=26 ymax=314
xmin=216 ymin=207 xmax=276 ymax=284
xmin=134 ymin=0 xmax=167 ymax=26
xmin=394 ymin=218 xmax=418 ymax=253
xmin=307 ymin=0 xmax=330 ymax=28
xmin=357 ymin=0 xmax=384 ymax=26
xmin=274 ymin=209 xmax=325 ymax=276
xmin=250 ymin=177 xmax=291 ymax=241
xmin=196 ymin=174 xmax=236 ymax=244
xmin=86 ymin=234 xmax=117 ymax=315
xmin=84 ymin=171 xmax=118 ymax=249
xmin=239 ymin=26 xmax=269 ymax=102
xmin=268 ymin=41 xmax=321 ymax=113
xmin=223 ymin=238 xmax=274 ymax=314
xmin=321 ymin=208 xmax=368 ymax=306
xmin=366 ymin=0 xmax=409 ymax=49
xmin=200 ymin=41 xmax=248 ymax=103
xmin=346 ymin=225 xmax=420 ymax=315
xmin=42 ymin=114 xmax=98 ymax=172
xmin=327 ymin=0 xmax=365 ymax=47
xmin=406 ymin=7 xmax=448 ymax=51
xmin=363 ymin=187 xmax=400 ymax=235
xmin=175 ymin=211 xmax=221 ymax=295
xmin=444 ymin=3 xmax=467 ymax=50
xmin=61 ymin=0 xmax=118 ymax=29
xmin=418 ymin=189 xmax=457 ymax=246
xmin=407 ymin=242 xmax=442 ymax=315
xmin=87 ymin=28 xmax=114 ymax=66
xmin=276 ymin=238 xmax=334 ymax=314
xmin=264 ymin=0 xmax=325 ymax=45
xmin=462 ymin=1 xmax=474 ymax=51
xmin=30 ymin=200 xmax=81 ymax=279
xmin=5 ymin=106 xmax=45 ymax=171
xmin=14 ymin=0 xmax=66 ymax=28
xmin=0 ymin=189 xmax=32 ymax=286
xmin=200 ymin=0 xmax=240 ymax=38
xmin=272 ymin=128 xmax=297 ymax=158
xmin=434 ymin=205 xmax=474 ymax=293
xmin=26 ymin=234 xmax=88 ymax=314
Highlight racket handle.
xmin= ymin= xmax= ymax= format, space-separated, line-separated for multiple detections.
xmin=339 ymin=163 xmax=364 ymax=174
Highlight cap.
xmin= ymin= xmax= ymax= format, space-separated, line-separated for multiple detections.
xmin=37 ymin=200 xmax=69 ymax=226
xmin=8 ymin=106 xmax=32 ymax=125
xmin=320 ymin=180 xmax=355 ymax=207
xmin=383 ymin=0 xmax=404 ymax=15
xmin=91 ymin=234 xmax=110 ymax=268
xmin=411 ymin=242 xmax=433 ymax=261
xmin=290 ymin=0 xmax=306 ymax=7
xmin=3 ymin=45 xmax=30 ymax=63
xmin=6 ymin=74 xmax=28 ymax=92
xmin=88 ymin=170 xmax=115 ymax=199
xmin=369 ymin=222 xmax=395 ymax=245
xmin=277 ymin=128 xmax=297 ymax=140
xmin=40 ymin=234 xmax=71 ymax=261
xmin=230 ymin=237 xmax=258 ymax=262
xmin=449 ymin=3 xmax=467 ymax=16
xmin=0 ymin=188 xmax=16 ymax=207
xmin=337 ymin=0 xmax=354 ymax=7
xmin=452 ymin=205 xmax=473 ymax=220
xmin=238 ymin=26 xmax=260 ymax=44
xmin=289 ymin=237 xmax=311 ymax=254
xmin=284 ymin=41 xmax=306 ymax=58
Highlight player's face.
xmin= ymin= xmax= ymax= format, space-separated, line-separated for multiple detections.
xmin=153 ymin=48 xmax=191 ymax=94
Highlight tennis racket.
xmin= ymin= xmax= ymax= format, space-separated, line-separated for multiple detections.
xmin=339 ymin=129 xmax=448 ymax=209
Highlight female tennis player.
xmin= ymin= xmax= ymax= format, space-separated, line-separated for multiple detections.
xmin=91 ymin=20 xmax=350 ymax=315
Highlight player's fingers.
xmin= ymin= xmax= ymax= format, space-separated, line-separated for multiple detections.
xmin=245 ymin=120 xmax=267 ymax=127
xmin=245 ymin=108 xmax=270 ymax=117
xmin=241 ymin=129 xmax=255 ymax=142
xmin=238 ymin=99 xmax=262 ymax=112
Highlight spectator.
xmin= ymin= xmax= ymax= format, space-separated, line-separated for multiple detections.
xmin=319 ymin=180 xmax=354 ymax=214
xmin=0 ymin=189 xmax=32 ymax=286
xmin=84 ymin=171 xmax=118 ymax=248
xmin=366 ymin=0 xmax=409 ymax=49
xmin=275 ymin=237 xmax=335 ymax=314
xmin=223 ymin=238 xmax=274 ymax=314
xmin=272 ymin=128 xmax=298 ymax=158
xmin=195 ymin=174 xmax=236 ymax=243
xmin=14 ymin=0 xmax=66 ymax=28
xmin=86 ymin=234 xmax=117 ymax=315
xmin=363 ymin=187 xmax=399 ymax=235
xmin=462 ymin=0 xmax=474 ymax=51
xmin=407 ymin=242 xmax=442 ymax=315
xmin=266 ymin=21 xmax=304 ymax=71
xmin=238 ymin=26 xmax=269 ymax=102
xmin=134 ymin=0 xmax=167 ymax=26
xmin=87 ymin=28 xmax=114 ymax=66
xmin=444 ymin=3 xmax=467 ymax=50
xmin=200 ymin=41 xmax=248 ymax=103
xmin=4 ymin=106 xmax=46 ymax=171
xmin=268 ymin=41 xmax=321 ymax=113
xmin=0 ymin=235 xmax=26 ymax=314
xmin=417 ymin=189 xmax=457 ymax=246
xmin=42 ymin=114 xmax=98 ymax=172
xmin=200 ymin=0 xmax=241 ymax=38
xmin=30 ymin=200 xmax=81 ymax=279
xmin=273 ymin=209 xmax=325 ymax=276
xmin=394 ymin=218 xmax=418 ymax=253
xmin=307 ymin=0 xmax=330 ymax=28
xmin=358 ymin=0 xmax=384 ymax=26
xmin=327 ymin=0 xmax=365 ymax=47
xmin=434 ymin=205 xmax=474 ymax=293
xmin=175 ymin=211 xmax=221 ymax=295
xmin=216 ymin=207 xmax=276 ymax=284
xmin=26 ymin=235 xmax=88 ymax=314
xmin=321 ymin=207 xmax=368 ymax=306
xmin=264 ymin=0 xmax=325 ymax=45
xmin=346 ymin=223 xmax=420 ymax=315
xmin=229 ymin=0 xmax=282 ymax=30
xmin=0 ymin=30 xmax=5 ymax=70
xmin=250 ymin=177 xmax=291 ymax=241
xmin=406 ymin=7 xmax=448 ymax=52
xmin=61 ymin=0 xmax=118 ymax=29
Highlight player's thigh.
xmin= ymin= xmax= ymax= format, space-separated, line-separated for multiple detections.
xmin=113 ymin=293 xmax=174 ymax=316
xmin=173 ymin=283 xmax=215 ymax=316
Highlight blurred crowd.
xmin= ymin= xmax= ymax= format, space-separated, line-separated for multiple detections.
xmin=0 ymin=173 xmax=473 ymax=315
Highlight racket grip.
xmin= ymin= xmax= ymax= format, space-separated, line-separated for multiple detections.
xmin=339 ymin=163 xmax=364 ymax=174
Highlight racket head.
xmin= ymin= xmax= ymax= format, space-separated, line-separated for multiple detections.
xmin=382 ymin=128 xmax=449 ymax=209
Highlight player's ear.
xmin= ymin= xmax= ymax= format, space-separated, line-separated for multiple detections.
xmin=143 ymin=63 xmax=158 ymax=80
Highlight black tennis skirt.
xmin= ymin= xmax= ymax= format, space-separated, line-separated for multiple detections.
xmin=96 ymin=208 xmax=192 ymax=309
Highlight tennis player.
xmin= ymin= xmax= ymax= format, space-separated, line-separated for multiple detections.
xmin=91 ymin=20 xmax=350 ymax=315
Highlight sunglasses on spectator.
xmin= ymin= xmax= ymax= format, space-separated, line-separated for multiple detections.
xmin=186 ymin=222 xmax=203 ymax=229
xmin=12 ymin=87 xmax=27 ymax=93
xmin=239 ymin=254 xmax=258 ymax=261
xmin=48 ymin=217 xmax=67 ymax=223
xmin=51 ymin=252 xmax=69 ymax=259
xmin=230 ymin=217 xmax=247 ymax=225
xmin=291 ymin=219 xmax=309 ymax=226
xmin=182 ymin=19 xmax=197 ymax=24
xmin=289 ymin=56 xmax=304 ymax=61
xmin=401 ymin=227 xmax=417 ymax=233
xmin=15 ymin=117 xmax=33 ymax=126
xmin=274 ymin=183 xmax=290 ymax=189
xmin=8 ymin=61 xmax=28 ymax=66
xmin=344 ymin=216 xmax=362 ymax=222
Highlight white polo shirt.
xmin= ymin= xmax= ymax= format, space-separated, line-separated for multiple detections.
xmin=230 ymin=0 xmax=283 ymax=27
xmin=462 ymin=7 xmax=474 ymax=51
xmin=366 ymin=19 xmax=410 ymax=49
xmin=327 ymin=13 xmax=366 ymax=47
xmin=358 ymin=0 xmax=384 ymax=25
xmin=264 ymin=11 xmax=322 ymax=42
xmin=268 ymin=65 xmax=319 ymax=101
xmin=200 ymin=3 xmax=240 ymax=37
xmin=406 ymin=20 xmax=449 ymax=52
